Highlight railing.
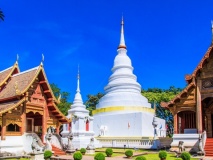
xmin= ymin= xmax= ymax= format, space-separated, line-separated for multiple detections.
xmin=202 ymin=130 xmax=207 ymax=150
xmin=25 ymin=132 xmax=45 ymax=148
xmin=96 ymin=137 xmax=159 ymax=149
xmin=51 ymin=133 xmax=64 ymax=150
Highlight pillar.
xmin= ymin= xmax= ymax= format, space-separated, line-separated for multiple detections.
xmin=56 ymin=122 xmax=60 ymax=134
xmin=1 ymin=114 xmax=6 ymax=140
xmin=42 ymin=104 xmax=47 ymax=142
xmin=173 ymin=113 xmax=178 ymax=134
xmin=21 ymin=104 xmax=26 ymax=134
xmin=196 ymin=79 xmax=202 ymax=133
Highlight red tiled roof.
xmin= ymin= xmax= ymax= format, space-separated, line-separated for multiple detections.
xmin=161 ymin=82 xmax=196 ymax=108
xmin=0 ymin=98 xmax=25 ymax=114
xmin=0 ymin=67 xmax=38 ymax=100
xmin=0 ymin=67 xmax=13 ymax=84
xmin=185 ymin=44 xmax=213 ymax=83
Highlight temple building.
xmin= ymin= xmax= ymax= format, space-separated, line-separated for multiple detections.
xmin=61 ymin=69 xmax=95 ymax=149
xmin=93 ymin=18 xmax=165 ymax=142
xmin=0 ymin=60 xmax=69 ymax=153
xmin=161 ymin=24 xmax=213 ymax=138
xmin=160 ymin=23 xmax=213 ymax=156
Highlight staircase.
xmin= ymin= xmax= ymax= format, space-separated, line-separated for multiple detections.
xmin=52 ymin=145 xmax=66 ymax=156
xmin=204 ymin=138 xmax=213 ymax=156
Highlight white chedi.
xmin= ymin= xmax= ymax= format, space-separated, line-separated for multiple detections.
xmin=61 ymin=71 xmax=95 ymax=149
xmin=93 ymin=18 xmax=165 ymax=138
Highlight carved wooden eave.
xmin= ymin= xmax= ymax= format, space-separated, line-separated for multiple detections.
xmin=185 ymin=44 xmax=213 ymax=84
xmin=49 ymin=103 xmax=70 ymax=123
xmin=0 ymin=97 xmax=25 ymax=115
xmin=20 ymin=64 xmax=59 ymax=103
xmin=0 ymin=62 xmax=20 ymax=88
xmin=161 ymin=82 xmax=196 ymax=111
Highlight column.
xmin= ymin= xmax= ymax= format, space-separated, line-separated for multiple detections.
xmin=21 ymin=104 xmax=26 ymax=134
xmin=196 ymin=79 xmax=202 ymax=133
xmin=42 ymin=104 xmax=47 ymax=142
xmin=1 ymin=114 xmax=6 ymax=140
xmin=56 ymin=122 xmax=60 ymax=134
xmin=173 ymin=113 xmax=178 ymax=134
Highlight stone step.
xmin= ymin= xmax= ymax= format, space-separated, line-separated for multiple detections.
xmin=52 ymin=145 xmax=66 ymax=156
xmin=204 ymin=138 xmax=213 ymax=157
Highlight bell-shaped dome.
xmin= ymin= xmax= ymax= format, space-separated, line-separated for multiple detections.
xmin=96 ymin=18 xmax=151 ymax=110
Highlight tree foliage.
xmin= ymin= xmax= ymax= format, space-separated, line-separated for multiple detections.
xmin=141 ymin=86 xmax=182 ymax=136
xmin=85 ymin=93 xmax=104 ymax=116
xmin=0 ymin=9 xmax=4 ymax=21
xmin=50 ymin=83 xmax=71 ymax=116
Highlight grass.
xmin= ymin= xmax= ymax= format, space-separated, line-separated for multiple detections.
xmin=136 ymin=153 xmax=199 ymax=160
xmin=94 ymin=148 xmax=200 ymax=159
xmin=6 ymin=158 xmax=29 ymax=160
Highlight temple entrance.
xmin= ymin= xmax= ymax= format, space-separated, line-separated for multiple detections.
xmin=177 ymin=111 xmax=196 ymax=133
xmin=202 ymin=97 xmax=213 ymax=137
xmin=26 ymin=111 xmax=42 ymax=135
xmin=212 ymin=114 xmax=213 ymax=137
xmin=26 ymin=118 xmax=34 ymax=132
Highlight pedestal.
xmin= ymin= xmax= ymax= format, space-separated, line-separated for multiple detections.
xmin=86 ymin=149 xmax=95 ymax=154
xmin=30 ymin=152 xmax=44 ymax=160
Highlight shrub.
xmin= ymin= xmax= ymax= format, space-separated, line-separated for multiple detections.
xmin=158 ymin=150 xmax=167 ymax=159
xmin=135 ymin=156 xmax=147 ymax=160
xmin=44 ymin=150 xmax=52 ymax=159
xmin=80 ymin=148 xmax=86 ymax=154
xmin=73 ymin=151 xmax=82 ymax=160
xmin=94 ymin=152 xmax=105 ymax=160
xmin=125 ymin=149 xmax=133 ymax=157
xmin=105 ymin=148 xmax=113 ymax=157
xmin=180 ymin=152 xmax=191 ymax=160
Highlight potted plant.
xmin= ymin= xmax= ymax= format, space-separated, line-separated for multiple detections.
xmin=80 ymin=148 xmax=86 ymax=155
xmin=44 ymin=150 xmax=52 ymax=160
xmin=105 ymin=148 xmax=113 ymax=157
xmin=180 ymin=152 xmax=191 ymax=160
xmin=158 ymin=150 xmax=167 ymax=160
xmin=125 ymin=149 xmax=133 ymax=158
xmin=94 ymin=152 xmax=105 ymax=160
xmin=135 ymin=156 xmax=147 ymax=160
xmin=73 ymin=151 xmax=82 ymax=160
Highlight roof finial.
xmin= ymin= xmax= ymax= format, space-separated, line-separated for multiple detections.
xmin=211 ymin=21 xmax=213 ymax=44
xmin=16 ymin=54 xmax=19 ymax=62
xmin=42 ymin=54 xmax=44 ymax=63
xmin=118 ymin=16 xmax=126 ymax=49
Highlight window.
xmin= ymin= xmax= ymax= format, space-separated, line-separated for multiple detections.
xmin=7 ymin=124 xmax=20 ymax=132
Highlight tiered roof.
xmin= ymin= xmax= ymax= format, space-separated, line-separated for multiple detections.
xmin=162 ymin=44 xmax=213 ymax=109
xmin=0 ymin=62 xmax=69 ymax=123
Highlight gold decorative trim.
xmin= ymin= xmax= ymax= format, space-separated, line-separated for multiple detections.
xmin=0 ymin=62 xmax=20 ymax=87
xmin=92 ymin=106 xmax=155 ymax=115
xmin=0 ymin=98 xmax=26 ymax=114
xmin=6 ymin=118 xmax=22 ymax=127
xmin=26 ymin=109 xmax=43 ymax=115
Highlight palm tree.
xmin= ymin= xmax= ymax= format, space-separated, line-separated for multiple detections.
xmin=0 ymin=9 xmax=4 ymax=21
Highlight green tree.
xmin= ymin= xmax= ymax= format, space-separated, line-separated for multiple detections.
xmin=141 ymin=86 xmax=182 ymax=136
xmin=85 ymin=92 xmax=104 ymax=116
xmin=50 ymin=83 xmax=71 ymax=115
xmin=0 ymin=9 xmax=4 ymax=21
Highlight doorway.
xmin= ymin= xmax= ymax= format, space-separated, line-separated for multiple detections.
xmin=26 ymin=118 xmax=34 ymax=132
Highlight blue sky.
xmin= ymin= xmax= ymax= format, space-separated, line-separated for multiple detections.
xmin=0 ymin=1 xmax=213 ymax=101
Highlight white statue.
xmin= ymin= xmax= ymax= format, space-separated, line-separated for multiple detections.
xmin=99 ymin=125 xmax=108 ymax=136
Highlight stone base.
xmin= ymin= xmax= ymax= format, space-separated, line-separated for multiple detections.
xmin=66 ymin=150 xmax=75 ymax=155
xmin=86 ymin=149 xmax=95 ymax=154
xmin=30 ymin=152 xmax=44 ymax=160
